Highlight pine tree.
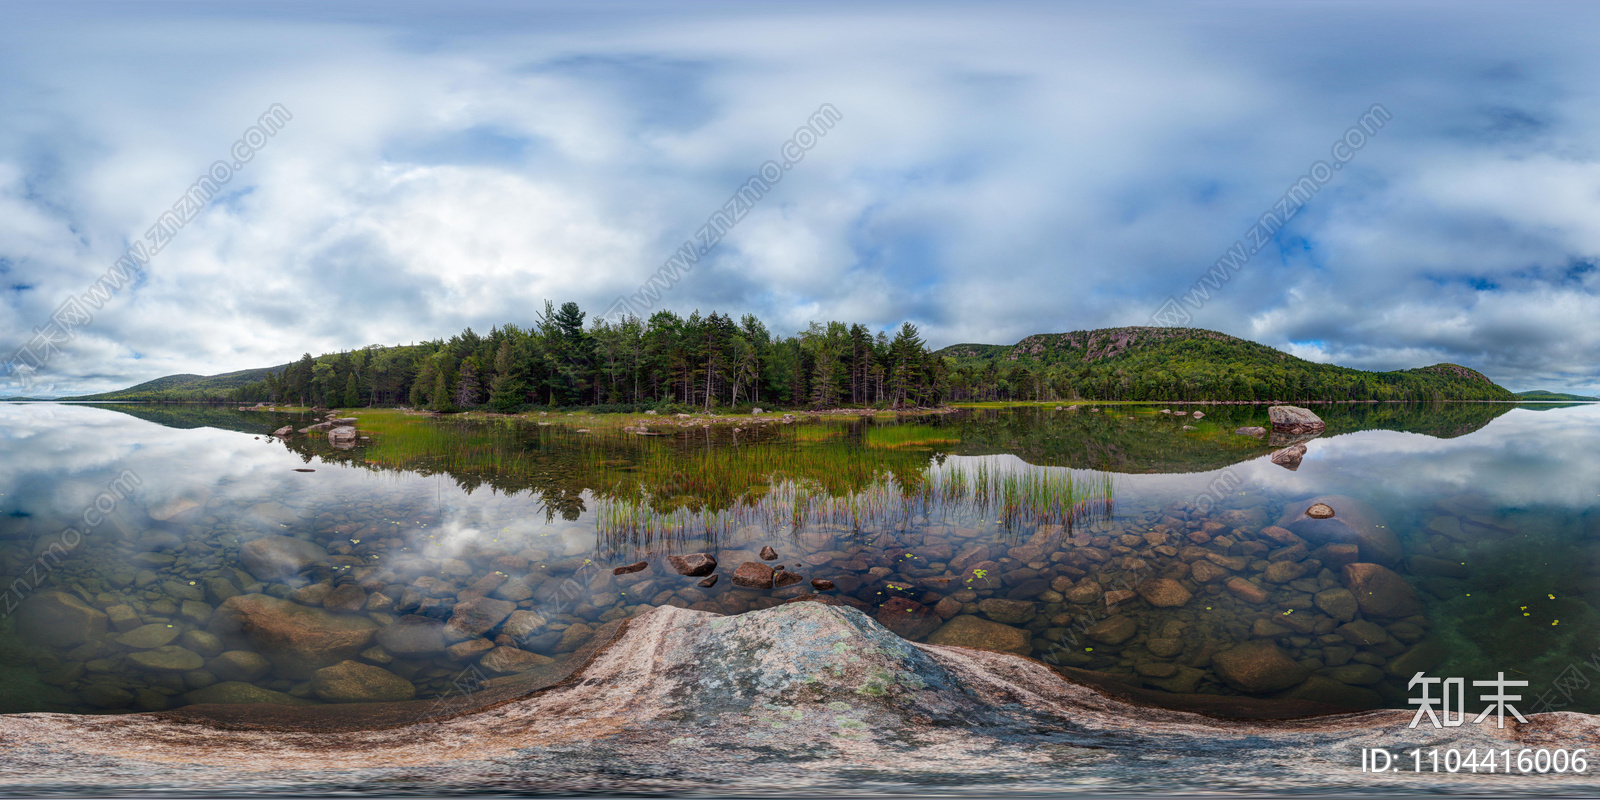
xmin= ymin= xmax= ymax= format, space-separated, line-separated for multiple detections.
xmin=431 ymin=367 xmax=454 ymax=413
xmin=488 ymin=340 xmax=527 ymax=412
xmin=341 ymin=373 xmax=361 ymax=407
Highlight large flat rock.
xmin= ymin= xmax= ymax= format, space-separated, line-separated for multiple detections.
xmin=0 ymin=603 xmax=1595 ymax=796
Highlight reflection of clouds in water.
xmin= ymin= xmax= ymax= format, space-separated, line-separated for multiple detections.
xmin=0 ymin=405 xmax=306 ymax=529
xmin=1241 ymin=405 xmax=1600 ymax=513
xmin=1014 ymin=404 xmax=1600 ymax=520
xmin=407 ymin=487 xmax=592 ymax=563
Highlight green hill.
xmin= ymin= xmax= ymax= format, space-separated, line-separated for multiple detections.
xmin=1515 ymin=390 xmax=1599 ymax=401
xmin=67 ymin=364 xmax=289 ymax=401
xmin=936 ymin=326 xmax=1515 ymax=402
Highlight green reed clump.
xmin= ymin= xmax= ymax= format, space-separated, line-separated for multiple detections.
xmin=863 ymin=423 xmax=960 ymax=449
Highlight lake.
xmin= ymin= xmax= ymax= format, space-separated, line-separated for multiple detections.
xmin=1 ymin=401 xmax=1596 ymax=720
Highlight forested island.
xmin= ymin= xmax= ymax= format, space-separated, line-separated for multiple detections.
xmin=69 ymin=303 xmax=1517 ymax=408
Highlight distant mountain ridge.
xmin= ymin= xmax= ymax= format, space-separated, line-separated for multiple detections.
xmin=67 ymin=364 xmax=290 ymax=401
xmin=934 ymin=326 xmax=1514 ymax=402
xmin=1516 ymin=390 xmax=1599 ymax=401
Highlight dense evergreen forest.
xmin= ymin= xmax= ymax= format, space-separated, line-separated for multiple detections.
xmin=226 ymin=302 xmax=945 ymax=411
xmin=73 ymin=308 xmax=1517 ymax=408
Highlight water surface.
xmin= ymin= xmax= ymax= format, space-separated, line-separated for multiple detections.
xmin=1 ymin=401 xmax=1596 ymax=719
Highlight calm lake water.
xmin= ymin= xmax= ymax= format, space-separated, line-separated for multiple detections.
xmin=1 ymin=401 xmax=1597 ymax=719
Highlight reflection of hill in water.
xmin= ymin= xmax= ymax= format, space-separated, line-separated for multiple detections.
xmin=85 ymin=403 xmax=308 ymax=433
xmin=949 ymin=403 xmax=1514 ymax=473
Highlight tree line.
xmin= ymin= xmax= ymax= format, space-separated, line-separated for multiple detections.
xmin=232 ymin=302 xmax=948 ymax=411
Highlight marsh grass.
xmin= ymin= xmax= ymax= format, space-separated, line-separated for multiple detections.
xmin=863 ymin=423 xmax=960 ymax=449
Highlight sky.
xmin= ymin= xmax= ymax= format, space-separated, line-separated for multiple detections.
xmin=1 ymin=0 xmax=1598 ymax=397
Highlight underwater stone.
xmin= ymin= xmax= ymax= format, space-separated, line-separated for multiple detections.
xmin=1135 ymin=578 xmax=1192 ymax=608
xmin=1340 ymin=563 xmax=1422 ymax=618
xmin=185 ymin=681 xmax=313 ymax=707
xmin=667 ymin=553 xmax=718 ymax=577
xmin=479 ymin=646 xmax=555 ymax=674
xmin=1223 ymin=577 xmax=1270 ymax=605
xmin=925 ymin=615 xmax=1031 ymax=655
xmin=127 ymin=646 xmax=205 ymax=672
xmin=180 ymin=630 xmax=224 ymax=658
xmin=732 ymin=562 xmax=775 ymax=589
xmin=874 ymin=597 xmax=942 ymax=640
xmin=444 ymin=638 xmax=495 ymax=661
xmin=1313 ymin=588 xmax=1358 ymax=622
xmin=444 ymin=596 xmax=517 ymax=642
xmin=1212 ymin=640 xmax=1308 ymax=693
xmin=240 ymin=537 xmax=328 ymax=583
xmin=116 ymin=623 xmax=182 ymax=649
xmin=15 ymin=591 xmax=108 ymax=648
xmin=209 ymin=594 xmax=377 ymax=678
xmin=1084 ymin=615 xmax=1137 ymax=645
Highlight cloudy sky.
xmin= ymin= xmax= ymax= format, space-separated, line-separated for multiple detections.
xmin=2 ymin=0 xmax=1598 ymax=397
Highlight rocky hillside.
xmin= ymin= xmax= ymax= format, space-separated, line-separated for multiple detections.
xmin=937 ymin=326 xmax=1515 ymax=402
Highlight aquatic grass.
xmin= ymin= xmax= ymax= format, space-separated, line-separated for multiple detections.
xmin=863 ymin=423 xmax=960 ymax=449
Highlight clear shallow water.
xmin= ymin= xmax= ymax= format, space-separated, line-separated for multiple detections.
xmin=0 ymin=401 xmax=1596 ymax=719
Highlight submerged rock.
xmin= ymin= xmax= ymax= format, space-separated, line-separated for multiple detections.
xmin=479 ymin=647 xmax=555 ymax=674
xmin=15 ymin=591 xmax=109 ymax=648
xmin=444 ymin=596 xmax=517 ymax=642
xmin=127 ymin=646 xmax=204 ymax=672
xmin=183 ymin=681 xmax=313 ymax=707
xmin=1341 ymin=562 xmax=1423 ymax=617
xmin=1085 ymin=615 xmax=1137 ymax=644
xmin=666 ymin=553 xmax=717 ymax=577
xmin=731 ymin=561 xmax=775 ymax=589
xmin=772 ymin=570 xmax=805 ymax=589
xmin=311 ymin=660 xmax=415 ymax=703
xmin=874 ymin=597 xmax=942 ymax=639
xmin=1278 ymin=495 xmax=1402 ymax=567
xmin=115 ymin=624 xmax=182 ymax=649
xmin=1135 ymin=578 xmax=1191 ymax=608
xmin=207 ymin=650 xmax=272 ymax=682
xmin=209 ymin=594 xmax=377 ymax=678
xmin=238 ymin=536 xmax=328 ymax=582
xmin=375 ymin=615 xmax=451 ymax=657
xmin=1212 ymin=640 xmax=1308 ymax=693
xmin=925 ymin=615 xmax=1031 ymax=655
